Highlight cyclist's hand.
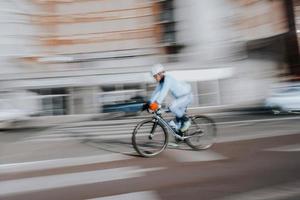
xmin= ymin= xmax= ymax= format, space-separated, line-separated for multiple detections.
xmin=149 ymin=101 xmax=159 ymax=111
xmin=142 ymin=102 xmax=150 ymax=111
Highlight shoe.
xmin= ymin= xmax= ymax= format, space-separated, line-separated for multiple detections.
xmin=174 ymin=131 xmax=183 ymax=143
xmin=180 ymin=119 xmax=191 ymax=132
xmin=175 ymin=137 xmax=183 ymax=144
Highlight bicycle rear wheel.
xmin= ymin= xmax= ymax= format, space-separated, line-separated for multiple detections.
xmin=132 ymin=119 xmax=168 ymax=157
xmin=185 ymin=115 xmax=216 ymax=150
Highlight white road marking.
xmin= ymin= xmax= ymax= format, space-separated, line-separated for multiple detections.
xmin=215 ymin=116 xmax=300 ymax=126
xmin=265 ymin=144 xmax=300 ymax=152
xmin=15 ymin=116 xmax=300 ymax=144
xmin=88 ymin=191 xmax=161 ymax=200
xmin=134 ymin=167 xmax=166 ymax=174
xmin=0 ymin=166 xmax=164 ymax=197
xmin=40 ymin=126 xmax=134 ymax=136
xmin=62 ymin=125 xmax=134 ymax=132
xmin=23 ymin=128 xmax=300 ymax=144
xmin=55 ymin=119 xmax=141 ymax=128
xmin=218 ymin=181 xmax=300 ymax=200
xmin=165 ymin=149 xmax=227 ymax=162
xmin=0 ymin=154 xmax=132 ymax=174
xmin=216 ymin=130 xmax=300 ymax=143
xmin=26 ymin=130 xmax=130 ymax=140
xmin=23 ymin=134 xmax=132 ymax=142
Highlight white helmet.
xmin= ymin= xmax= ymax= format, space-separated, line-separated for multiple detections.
xmin=151 ymin=63 xmax=165 ymax=76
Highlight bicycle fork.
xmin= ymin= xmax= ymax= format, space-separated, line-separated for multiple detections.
xmin=149 ymin=119 xmax=158 ymax=140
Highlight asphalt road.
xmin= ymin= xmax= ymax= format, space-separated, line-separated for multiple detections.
xmin=0 ymin=113 xmax=300 ymax=200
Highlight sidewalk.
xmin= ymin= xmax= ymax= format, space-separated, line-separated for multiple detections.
xmin=1 ymin=113 xmax=107 ymax=129
xmin=1 ymin=104 xmax=272 ymax=130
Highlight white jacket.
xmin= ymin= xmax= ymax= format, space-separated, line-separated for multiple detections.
xmin=150 ymin=73 xmax=191 ymax=104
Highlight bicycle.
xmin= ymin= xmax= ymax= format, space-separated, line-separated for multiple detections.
xmin=132 ymin=108 xmax=217 ymax=157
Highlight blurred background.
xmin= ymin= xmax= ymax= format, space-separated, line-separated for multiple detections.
xmin=0 ymin=0 xmax=300 ymax=127
xmin=1 ymin=1 xmax=300 ymax=199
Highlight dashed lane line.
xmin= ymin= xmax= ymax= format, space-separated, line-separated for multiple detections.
xmin=0 ymin=153 xmax=132 ymax=174
xmin=265 ymin=144 xmax=300 ymax=152
xmin=217 ymin=181 xmax=300 ymax=200
xmin=0 ymin=166 xmax=165 ymax=197
xmin=165 ymin=149 xmax=227 ymax=162
xmin=88 ymin=191 xmax=161 ymax=200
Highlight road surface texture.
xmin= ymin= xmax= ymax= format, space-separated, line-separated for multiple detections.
xmin=0 ymin=113 xmax=300 ymax=200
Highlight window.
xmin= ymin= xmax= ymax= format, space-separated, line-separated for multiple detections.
xmin=31 ymin=88 xmax=68 ymax=116
xmin=156 ymin=0 xmax=183 ymax=60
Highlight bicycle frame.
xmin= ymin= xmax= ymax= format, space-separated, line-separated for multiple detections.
xmin=132 ymin=108 xmax=216 ymax=157
xmin=152 ymin=110 xmax=194 ymax=141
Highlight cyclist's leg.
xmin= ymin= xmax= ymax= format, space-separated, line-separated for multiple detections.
xmin=169 ymin=95 xmax=191 ymax=117
xmin=169 ymin=94 xmax=193 ymax=131
xmin=169 ymin=102 xmax=186 ymax=133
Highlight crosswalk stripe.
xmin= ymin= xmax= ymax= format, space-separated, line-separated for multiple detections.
xmin=43 ymin=126 xmax=134 ymax=135
xmin=165 ymin=149 xmax=227 ymax=162
xmin=88 ymin=191 xmax=161 ymax=200
xmin=0 ymin=166 xmax=164 ymax=197
xmin=56 ymin=119 xmax=143 ymax=128
xmin=23 ymin=129 xmax=300 ymax=145
xmin=60 ymin=125 xmax=135 ymax=131
xmin=27 ymin=130 xmax=130 ymax=139
xmin=216 ymin=130 xmax=300 ymax=143
xmin=218 ymin=181 xmax=300 ymax=200
xmin=0 ymin=154 xmax=132 ymax=174
xmin=216 ymin=116 xmax=300 ymax=126
xmin=24 ymin=134 xmax=132 ymax=142
xmin=265 ymin=144 xmax=300 ymax=152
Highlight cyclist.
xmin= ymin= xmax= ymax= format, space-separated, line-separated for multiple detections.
xmin=146 ymin=63 xmax=193 ymax=133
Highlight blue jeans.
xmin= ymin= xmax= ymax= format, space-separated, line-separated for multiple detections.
xmin=169 ymin=93 xmax=193 ymax=118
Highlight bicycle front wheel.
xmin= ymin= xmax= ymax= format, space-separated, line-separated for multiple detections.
xmin=132 ymin=119 xmax=168 ymax=157
xmin=185 ymin=115 xmax=217 ymax=150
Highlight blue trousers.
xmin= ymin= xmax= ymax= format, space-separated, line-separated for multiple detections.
xmin=169 ymin=93 xmax=193 ymax=118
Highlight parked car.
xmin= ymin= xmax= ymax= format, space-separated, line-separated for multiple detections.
xmin=102 ymin=95 xmax=146 ymax=115
xmin=265 ymin=83 xmax=300 ymax=114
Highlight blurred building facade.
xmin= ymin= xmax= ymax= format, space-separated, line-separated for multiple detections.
xmin=0 ymin=0 xmax=299 ymax=117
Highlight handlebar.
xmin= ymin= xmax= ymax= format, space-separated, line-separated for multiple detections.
xmin=141 ymin=102 xmax=170 ymax=114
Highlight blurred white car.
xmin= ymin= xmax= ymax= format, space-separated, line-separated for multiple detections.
xmin=0 ymin=103 xmax=28 ymax=129
xmin=0 ymin=91 xmax=40 ymax=128
xmin=265 ymin=83 xmax=300 ymax=114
